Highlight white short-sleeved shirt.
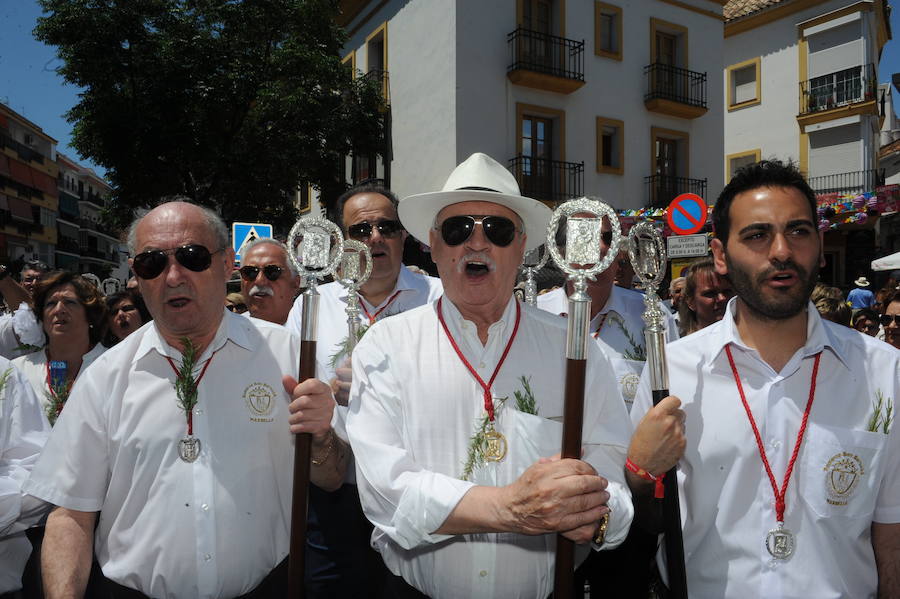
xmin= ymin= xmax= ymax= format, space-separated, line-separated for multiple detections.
xmin=631 ymin=298 xmax=900 ymax=598
xmin=23 ymin=311 xmax=300 ymax=599
xmin=347 ymin=296 xmax=635 ymax=599
xmin=539 ymin=285 xmax=678 ymax=410
xmin=12 ymin=343 xmax=106 ymax=415
xmin=0 ymin=358 xmax=50 ymax=593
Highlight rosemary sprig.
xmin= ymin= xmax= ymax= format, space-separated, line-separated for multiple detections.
xmin=607 ymin=314 xmax=646 ymax=361
xmin=0 ymin=367 xmax=13 ymax=400
xmin=867 ymin=389 xmax=894 ymax=434
xmin=44 ymin=379 xmax=71 ymax=426
xmin=174 ymin=337 xmax=200 ymax=414
xmin=328 ymin=324 xmax=369 ymax=369
xmin=513 ymin=376 xmax=538 ymax=416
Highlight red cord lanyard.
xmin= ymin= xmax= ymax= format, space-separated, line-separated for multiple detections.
xmin=591 ymin=313 xmax=609 ymax=339
xmin=725 ymin=345 xmax=821 ymax=525
xmin=436 ymin=297 xmax=521 ymax=423
xmin=359 ymin=290 xmax=402 ymax=325
xmin=166 ymin=352 xmax=217 ymax=435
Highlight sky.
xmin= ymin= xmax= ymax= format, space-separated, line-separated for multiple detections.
xmin=2 ymin=0 xmax=900 ymax=183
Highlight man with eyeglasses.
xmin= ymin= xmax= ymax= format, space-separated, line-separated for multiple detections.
xmin=0 ymin=260 xmax=50 ymax=360
xmin=630 ymin=160 xmax=900 ymax=598
xmin=23 ymin=200 xmax=344 ymax=598
xmin=285 ymin=183 xmax=442 ymax=598
xmin=338 ymin=153 xmax=633 ymax=598
xmin=239 ymin=238 xmax=301 ymax=326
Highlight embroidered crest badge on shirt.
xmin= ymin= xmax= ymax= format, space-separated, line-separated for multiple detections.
xmin=824 ymin=452 xmax=865 ymax=506
xmin=244 ymin=382 xmax=276 ymax=422
xmin=620 ymin=372 xmax=641 ymax=401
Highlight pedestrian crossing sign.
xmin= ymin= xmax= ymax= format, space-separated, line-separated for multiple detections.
xmin=232 ymin=222 xmax=273 ymax=263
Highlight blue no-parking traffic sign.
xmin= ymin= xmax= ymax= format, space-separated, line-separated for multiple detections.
xmin=665 ymin=194 xmax=708 ymax=235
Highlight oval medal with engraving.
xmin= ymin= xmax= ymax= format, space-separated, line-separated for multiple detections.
xmin=179 ymin=435 xmax=201 ymax=463
xmin=483 ymin=428 xmax=508 ymax=462
xmin=765 ymin=524 xmax=795 ymax=559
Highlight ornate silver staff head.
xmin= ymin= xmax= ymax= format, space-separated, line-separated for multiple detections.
xmin=627 ymin=221 xmax=670 ymax=390
xmin=287 ymin=216 xmax=344 ymax=342
xmin=338 ymin=239 xmax=373 ymax=353
xmin=81 ymin=273 xmax=102 ymax=290
xmin=547 ymin=197 xmax=621 ymax=360
xmin=102 ymin=277 xmax=121 ymax=296
xmin=519 ymin=245 xmax=549 ymax=306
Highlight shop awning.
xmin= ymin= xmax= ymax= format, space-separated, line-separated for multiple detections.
xmin=872 ymin=251 xmax=900 ymax=272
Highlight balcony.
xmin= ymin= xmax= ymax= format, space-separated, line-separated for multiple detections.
xmin=508 ymin=156 xmax=583 ymax=206
xmin=798 ymin=64 xmax=879 ymax=127
xmin=808 ymin=169 xmax=885 ymax=197
xmin=507 ymin=27 xmax=585 ymax=95
xmin=644 ymin=63 xmax=708 ymax=119
xmin=0 ymin=131 xmax=45 ymax=165
xmin=56 ymin=236 xmax=81 ymax=255
xmin=361 ymin=69 xmax=390 ymax=107
xmin=645 ymin=174 xmax=708 ymax=209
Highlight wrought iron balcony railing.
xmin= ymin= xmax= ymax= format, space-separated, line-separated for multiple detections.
xmin=808 ymin=169 xmax=885 ymax=196
xmin=56 ymin=236 xmax=81 ymax=254
xmin=0 ymin=131 xmax=46 ymax=165
xmin=800 ymin=64 xmax=877 ymax=115
xmin=508 ymin=156 xmax=584 ymax=205
xmin=507 ymin=27 xmax=585 ymax=83
xmin=644 ymin=63 xmax=707 ymax=108
xmin=361 ymin=69 xmax=390 ymax=106
xmin=645 ymin=174 xmax=708 ymax=209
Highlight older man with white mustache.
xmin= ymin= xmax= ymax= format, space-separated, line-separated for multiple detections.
xmin=340 ymin=153 xmax=634 ymax=598
xmin=239 ymin=238 xmax=301 ymax=326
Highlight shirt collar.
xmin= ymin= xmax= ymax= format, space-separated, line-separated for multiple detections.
xmin=439 ymin=294 xmax=517 ymax=338
xmin=709 ymin=297 xmax=849 ymax=368
xmin=346 ymin=263 xmax=418 ymax=306
xmin=134 ymin=309 xmax=256 ymax=364
xmin=600 ymin=285 xmax=628 ymax=317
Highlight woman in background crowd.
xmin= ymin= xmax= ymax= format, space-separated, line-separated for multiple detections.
xmin=879 ymin=288 xmax=900 ymax=349
xmin=104 ymin=290 xmax=152 ymax=346
xmin=852 ymin=307 xmax=881 ymax=337
xmin=815 ymin=296 xmax=851 ymax=326
xmin=678 ymin=257 xmax=734 ymax=336
xmin=12 ymin=271 xmax=107 ymax=423
xmin=225 ymin=291 xmax=248 ymax=314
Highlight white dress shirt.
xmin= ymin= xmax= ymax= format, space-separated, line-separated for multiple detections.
xmin=23 ymin=311 xmax=300 ymax=598
xmin=539 ymin=286 xmax=678 ymax=410
xmin=631 ymin=298 xmax=900 ymax=598
xmin=0 ymin=303 xmax=44 ymax=361
xmin=12 ymin=343 xmax=106 ymax=416
xmin=347 ymin=296 xmax=634 ymax=599
xmin=0 ymin=358 xmax=50 ymax=593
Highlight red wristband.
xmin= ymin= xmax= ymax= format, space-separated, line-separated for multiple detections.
xmin=625 ymin=458 xmax=665 ymax=499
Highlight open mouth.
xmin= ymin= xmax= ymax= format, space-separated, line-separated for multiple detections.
xmin=464 ymin=261 xmax=490 ymax=277
xmin=167 ymin=297 xmax=190 ymax=308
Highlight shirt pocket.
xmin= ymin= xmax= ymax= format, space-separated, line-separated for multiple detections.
xmin=798 ymin=421 xmax=887 ymax=520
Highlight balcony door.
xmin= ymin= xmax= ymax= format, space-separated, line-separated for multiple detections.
xmin=654 ymin=136 xmax=680 ymax=205
xmin=521 ymin=0 xmax=554 ymax=69
xmin=522 ymin=115 xmax=554 ymax=201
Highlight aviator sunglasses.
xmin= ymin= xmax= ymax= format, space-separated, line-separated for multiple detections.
xmin=239 ymin=264 xmax=286 ymax=282
xmin=347 ymin=220 xmax=404 ymax=241
xmin=438 ymin=215 xmax=520 ymax=247
xmin=879 ymin=314 xmax=900 ymax=327
xmin=132 ymin=245 xmax=222 ymax=280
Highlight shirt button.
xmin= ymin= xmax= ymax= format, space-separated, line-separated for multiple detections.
xmin=479 ymin=363 xmax=485 ymax=368
xmin=195 ymin=409 xmax=203 ymax=415
xmin=201 ymin=503 xmax=209 ymax=511
xmin=479 ymin=570 xmax=488 ymax=577
xmin=204 ymin=553 xmax=212 ymax=561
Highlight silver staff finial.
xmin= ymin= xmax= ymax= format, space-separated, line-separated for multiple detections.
xmin=627 ymin=221 xmax=669 ymax=389
xmin=287 ymin=216 xmax=344 ymax=343
xmin=338 ymin=239 xmax=373 ymax=354
xmin=519 ymin=245 xmax=549 ymax=306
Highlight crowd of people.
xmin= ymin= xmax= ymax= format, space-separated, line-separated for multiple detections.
xmin=0 ymin=156 xmax=897 ymax=599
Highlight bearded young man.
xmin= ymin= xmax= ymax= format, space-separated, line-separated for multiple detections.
xmin=628 ymin=160 xmax=900 ymax=598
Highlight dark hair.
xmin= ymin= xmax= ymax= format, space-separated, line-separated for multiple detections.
xmin=33 ymin=271 xmax=108 ymax=346
xmin=815 ymin=296 xmax=851 ymax=327
xmin=880 ymin=289 xmax=900 ymax=315
xmin=713 ymin=159 xmax=817 ymax=245
xmin=103 ymin=290 xmax=152 ymax=346
xmin=852 ymin=307 xmax=879 ymax=327
xmin=22 ymin=260 xmax=50 ymax=273
xmin=334 ymin=184 xmax=400 ymax=230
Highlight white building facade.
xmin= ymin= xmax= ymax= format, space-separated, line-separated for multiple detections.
xmin=724 ymin=0 xmax=891 ymax=285
xmin=335 ymin=0 xmax=725 ymax=218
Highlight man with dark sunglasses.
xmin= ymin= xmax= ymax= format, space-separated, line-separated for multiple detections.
xmin=24 ymin=201 xmax=345 ymax=598
xmin=285 ymin=183 xmax=442 ymax=599
xmin=239 ymin=238 xmax=301 ymax=326
xmin=630 ymin=160 xmax=900 ymax=598
xmin=337 ymin=153 xmax=634 ymax=598
xmin=0 ymin=260 xmax=50 ymax=359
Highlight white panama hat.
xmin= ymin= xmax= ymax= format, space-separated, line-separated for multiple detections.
xmin=854 ymin=276 xmax=870 ymax=287
xmin=398 ymin=152 xmax=552 ymax=252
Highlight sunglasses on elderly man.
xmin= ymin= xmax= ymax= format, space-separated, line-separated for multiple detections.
xmin=437 ymin=215 xmax=521 ymax=247
xmin=879 ymin=314 xmax=900 ymax=327
xmin=239 ymin=264 xmax=286 ymax=282
xmin=347 ymin=220 xmax=404 ymax=241
xmin=132 ymin=245 xmax=222 ymax=280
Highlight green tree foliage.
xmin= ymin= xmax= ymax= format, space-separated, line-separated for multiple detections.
xmin=35 ymin=0 xmax=384 ymax=231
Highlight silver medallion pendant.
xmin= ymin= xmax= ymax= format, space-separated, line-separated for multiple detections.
xmin=766 ymin=523 xmax=795 ymax=559
xmin=179 ymin=435 xmax=201 ymax=463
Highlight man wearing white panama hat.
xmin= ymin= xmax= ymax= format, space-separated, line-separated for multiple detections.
xmin=848 ymin=275 xmax=875 ymax=309
xmin=344 ymin=153 xmax=634 ymax=598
